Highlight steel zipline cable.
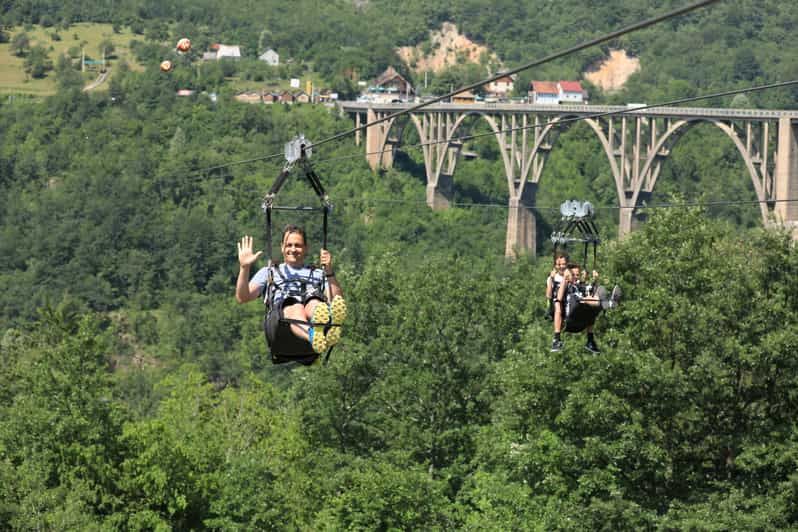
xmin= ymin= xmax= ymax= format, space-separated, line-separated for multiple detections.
xmin=172 ymin=0 xmax=722 ymax=180
xmin=307 ymin=0 xmax=723 ymax=151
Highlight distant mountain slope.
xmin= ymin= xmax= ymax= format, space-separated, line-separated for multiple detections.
xmin=1 ymin=0 xmax=795 ymax=104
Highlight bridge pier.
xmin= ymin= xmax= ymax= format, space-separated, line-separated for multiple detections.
xmin=426 ymin=173 xmax=453 ymax=209
xmin=775 ymin=117 xmax=798 ymax=236
xmin=619 ymin=191 xmax=636 ymax=238
xmin=619 ymin=205 xmax=634 ymax=238
xmin=618 ymin=191 xmax=651 ymax=238
xmin=365 ymin=108 xmax=395 ymax=171
xmin=365 ymin=108 xmax=381 ymax=170
xmin=505 ymin=183 xmax=537 ymax=258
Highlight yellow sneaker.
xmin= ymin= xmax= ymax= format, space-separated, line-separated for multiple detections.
xmin=310 ymin=303 xmax=330 ymax=353
xmin=326 ymin=296 xmax=347 ymax=347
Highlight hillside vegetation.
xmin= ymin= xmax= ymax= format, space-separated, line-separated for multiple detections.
xmin=1 ymin=1 xmax=798 ymax=529
xmin=2 ymin=0 xmax=797 ymax=106
xmin=0 ymin=23 xmax=141 ymax=95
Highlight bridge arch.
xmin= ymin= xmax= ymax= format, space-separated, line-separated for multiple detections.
xmin=404 ymin=111 xmax=588 ymax=199
xmin=406 ymin=110 xmax=497 ymax=182
xmin=634 ymin=118 xmax=770 ymax=223
xmin=519 ymin=114 xmax=627 ymax=203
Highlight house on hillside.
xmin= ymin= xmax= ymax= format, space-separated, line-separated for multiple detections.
xmin=234 ymin=91 xmax=262 ymax=104
xmin=529 ymin=81 xmax=560 ymax=104
xmin=278 ymin=91 xmax=295 ymax=104
xmin=294 ymin=91 xmax=310 ymax=104
xmin=452 ymin=90 xmax=476 ymax=104
xmin=486 ymin=73 xmax=515 ymax=99
xmin=558 ymin=81 xmax=587 ymax=103
xmin=361 ymin=66 xmax=415 ymax=103
xmin=317 ymin=89 xmax=338 ymax=103
xmin=202 ymin=44 xmax=242 ymax=61
xmin=217 ymin=44 xmax=242 ymax=59
xmin=263 ymin=92 xmax=280 ymax=104
xmin=259 ymin=49 xmax=279 ymax=66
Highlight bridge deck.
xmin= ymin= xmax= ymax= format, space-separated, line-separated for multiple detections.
xmin=340 ymin=101 xmax=798 ymax=121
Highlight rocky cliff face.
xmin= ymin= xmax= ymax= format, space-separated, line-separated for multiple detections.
xmin=397 ymin=24 xmax=640 ymax=92
xmin=396 ymin=22 xmax=501 ymax=73
xmin=584 ymin=49 xmax=640 ymax=92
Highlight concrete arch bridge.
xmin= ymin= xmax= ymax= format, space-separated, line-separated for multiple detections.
xmin=341 ymin=101 xmax=798 ymax=257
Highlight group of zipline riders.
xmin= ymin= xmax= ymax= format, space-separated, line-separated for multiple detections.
xmin=546 ymin=251 xmax=622 ymax=353
xmin=234 ymin=138 xmax=622 ymax=366
xmin=155 ymin=36 xmax=624 ymax=362
xmin=158 ymin=42 xmax=623 ymax=362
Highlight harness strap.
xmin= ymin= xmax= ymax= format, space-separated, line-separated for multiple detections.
xmin=266 ymin=264 xmax=328 ymax=308
xmin=265 ymin=202 xmax=273 ymax=264
xmin=301 ymin=159 xmax=326 ymax=200
xmin=267 ymin=166 xmax=293 ymax=197
xmin=280 ymin=317 xmax=343 ymax=327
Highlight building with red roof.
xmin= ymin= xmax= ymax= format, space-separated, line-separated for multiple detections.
xmin=558 ymin=81 xmax=587 ymax=103
xmin=528 ymin=80 xmax=588 ymax=104
xmin=529 ymin=81 xmax=559 ymax=104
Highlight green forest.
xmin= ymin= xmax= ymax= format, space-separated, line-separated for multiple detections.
xmin=2 ymin=0 xmax=798 ymax=529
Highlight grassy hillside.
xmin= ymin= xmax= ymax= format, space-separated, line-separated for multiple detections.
xmin=0 ymin=23 xmax=141 ymax=95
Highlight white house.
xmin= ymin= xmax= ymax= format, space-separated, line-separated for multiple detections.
xmin=216 ymin=44 xmax=241 ymax=60
xmin=486 ymin=73 xmax=515 ymax=98
xmin=259 ymin=49 xmax=279 ymax=66
xmin=558 ymin=81 xmax=587 ymax=103
xmin=529 ymin=81 xmax=559 ymax=104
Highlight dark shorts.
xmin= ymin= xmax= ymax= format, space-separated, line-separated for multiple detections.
xmin=264 ymin=303 xmax=319 ymax=366
xmin=564 ymin=293 xmax=602 ymax=332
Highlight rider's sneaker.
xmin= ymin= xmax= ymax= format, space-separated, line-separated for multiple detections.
xmin=609 ymin=285 xmax=623 ymax=309
xmin=310 ymin=304 xmax=331 ymax=353
xmin=596 ymin=286 xmax=610 ymax=309
xmin=551 ymin=339 xmax=564 ymax=352
xmin=325 ymin=296 xmax=347 ymax=347
xmin=309 ymin=327 xmax=327 ymax=354
xmin=585 ymin=339 xmax=601 ymax=354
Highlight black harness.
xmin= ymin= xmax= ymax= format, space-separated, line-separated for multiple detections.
xmin=265 ymin=263 xmax=326 ymax=307
xmin=563 ymin=282 xmax=601 ymax=332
